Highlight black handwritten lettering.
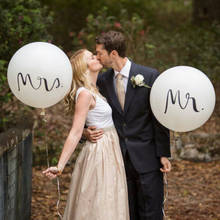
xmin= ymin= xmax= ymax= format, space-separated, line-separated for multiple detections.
xmin=17 ymin=72 xmax=41 ymax=91
xmin=42 ymin=78 xmax=60 ymax=91
xmin=164 ymin=89 xmax=200 ymax=114
xmin=17 ymin=72 xmax=61 ymax=92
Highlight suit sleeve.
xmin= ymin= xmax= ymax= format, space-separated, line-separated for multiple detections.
xmin=150 ymin=71 xmax=171 ymax=158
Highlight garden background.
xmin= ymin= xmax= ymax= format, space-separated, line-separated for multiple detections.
xmin=0 ymin=0 xmax=220 ymax=219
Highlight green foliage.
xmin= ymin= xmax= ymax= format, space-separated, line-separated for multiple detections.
xmin=0 ymin=0 xmax=53 ymax=131
xmin=0 ymin=60 xmax=10 ymax=103
xmin=69 ymin=5 xmax=219 ymax=83
xmin=70 ymin=7 xmax=148 ymax=61
xmin=146 ymin=23 xmax=220 ymax=82
xmin=0 ymin=0 xmax=53 ymax=61
xmin=39 ymin=0 xmax=193 ymax=51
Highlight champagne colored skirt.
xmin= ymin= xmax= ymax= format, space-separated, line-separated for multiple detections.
xmin=63 ymin=126 xmax=130 ymax=220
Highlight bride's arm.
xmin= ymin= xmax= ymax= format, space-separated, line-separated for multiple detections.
xmin=43 ymin=90 xmax=93 ymax=179
xmin=57 ymin=90 xmax=93 ymax=171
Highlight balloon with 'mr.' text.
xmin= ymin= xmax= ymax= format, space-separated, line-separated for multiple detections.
xmin=150 ymin=66 xmax=216 ymax=132
xmin=7 ymin=42 xmax=72 ymax=108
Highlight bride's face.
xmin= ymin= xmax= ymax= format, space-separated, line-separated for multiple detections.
xmin=84 ymin=50 xmax=103 ymax=73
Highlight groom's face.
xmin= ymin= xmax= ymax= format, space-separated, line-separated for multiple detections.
xmin=96 ymin=44 xmax=113 ymax=68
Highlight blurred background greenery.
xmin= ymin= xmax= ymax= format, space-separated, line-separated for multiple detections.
xmin=38 ymin=0 xmax=220 ymax=80
xmin=0 ymin=0 xmax=219 ymax=164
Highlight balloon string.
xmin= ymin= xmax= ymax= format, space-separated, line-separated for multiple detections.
xmin=41 ymin=108 xmax=50 ymax=168
xmin=163 ymin=173 xmax=168 ymax=218
xmin=163 ymin=131 xmax=179 ymax=218
xmin=40 ymin=108 xmax=62 ymax=219
xmin=173 ymin=131 xmax=180 ymax=149
xmin=56 ymin=177 xmax=63 ymax=219
xmin=40 ymin=108 xmax=46 ymax=116
xmin=45 ymin=134 xmax=50 ymax=168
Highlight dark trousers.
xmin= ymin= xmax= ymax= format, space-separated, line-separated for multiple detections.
xmin=124 ymin=152 xmax=164 ymax=220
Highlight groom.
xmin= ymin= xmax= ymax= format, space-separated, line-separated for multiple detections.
xmin=85 ymin=30 xmax=171 ymax=220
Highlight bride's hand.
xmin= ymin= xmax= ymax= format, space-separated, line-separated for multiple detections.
xmin=42 ymin=166 xmax=61 ymax=180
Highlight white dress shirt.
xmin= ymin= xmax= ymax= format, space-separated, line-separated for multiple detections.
xmin=114 ymin=58 xmax=131 ymax=93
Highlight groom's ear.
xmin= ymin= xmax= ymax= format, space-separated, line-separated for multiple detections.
xmin=111 ymin=50 xmax=119 ymax=57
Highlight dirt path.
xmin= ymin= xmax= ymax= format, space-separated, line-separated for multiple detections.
xmin=31 ymin=160 xmax=220 ymax=220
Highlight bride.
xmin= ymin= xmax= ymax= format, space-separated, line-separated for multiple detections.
xmin=43 ymin=49 xmax=129 ymax=220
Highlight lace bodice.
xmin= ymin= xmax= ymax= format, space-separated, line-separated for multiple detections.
xmin=75 ymin=87 xmax=114 ymax=129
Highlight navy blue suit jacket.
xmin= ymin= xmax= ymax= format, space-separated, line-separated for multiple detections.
xmin=97 ymin=62 xmax=171 ymax=173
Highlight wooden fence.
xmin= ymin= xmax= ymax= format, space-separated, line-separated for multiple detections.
xmin=0 ymin=124 xmax=32 ymax=220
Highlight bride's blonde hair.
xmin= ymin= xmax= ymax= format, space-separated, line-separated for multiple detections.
xmin=65 ymin=49 xmax=98 ymax=113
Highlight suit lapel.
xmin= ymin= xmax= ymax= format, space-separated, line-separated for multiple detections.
xmin=124 ymin=62 xmax=136 ymax=113
xmin=105 ymin=69 xmax=123 ymax=115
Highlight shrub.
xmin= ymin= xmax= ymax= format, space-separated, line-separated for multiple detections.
xmin=146 ymin=23 xmax=220 ymax=82
xmin=69 ymin=6 xmax=219 ymax=83
xmin=0 ymin=0 xmax=53 ymax=132
xmin=69 ymin=7 xmax=151 ymax=63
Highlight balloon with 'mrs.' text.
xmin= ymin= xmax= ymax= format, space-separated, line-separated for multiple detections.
xmin=7 ymin=42 xmax=72 ymax=108
xmin=150 ymin=66 xmax=216 ymax=132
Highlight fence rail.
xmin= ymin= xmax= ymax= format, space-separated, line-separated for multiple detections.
xmin=0 ymin=123 xmax=32 ymax=220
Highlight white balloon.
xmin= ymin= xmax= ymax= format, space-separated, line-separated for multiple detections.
xmin=150 ymin=66 xmax=216 ymax=132
xmin=7 ymin=42 xmax=72 ymax=108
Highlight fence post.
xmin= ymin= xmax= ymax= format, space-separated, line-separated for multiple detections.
xmin=0 ymin=122 xmax=33 ymax=220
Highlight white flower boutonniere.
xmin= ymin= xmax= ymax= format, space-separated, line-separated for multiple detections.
xmin=130 ymin=74 xmax=151 ymax=88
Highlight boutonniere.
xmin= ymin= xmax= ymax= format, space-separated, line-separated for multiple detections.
xmin=130 ymin=74 xmax=151 ymax=88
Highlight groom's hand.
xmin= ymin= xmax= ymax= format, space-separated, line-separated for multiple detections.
xmin=83 ymin=126 xmax=104 ymax=143
xmin=160 ymin=157 xmax=171 ymax=173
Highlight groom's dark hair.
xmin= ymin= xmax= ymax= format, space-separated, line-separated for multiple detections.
xmin=96 ymin=31 xmax=126 ymax=57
